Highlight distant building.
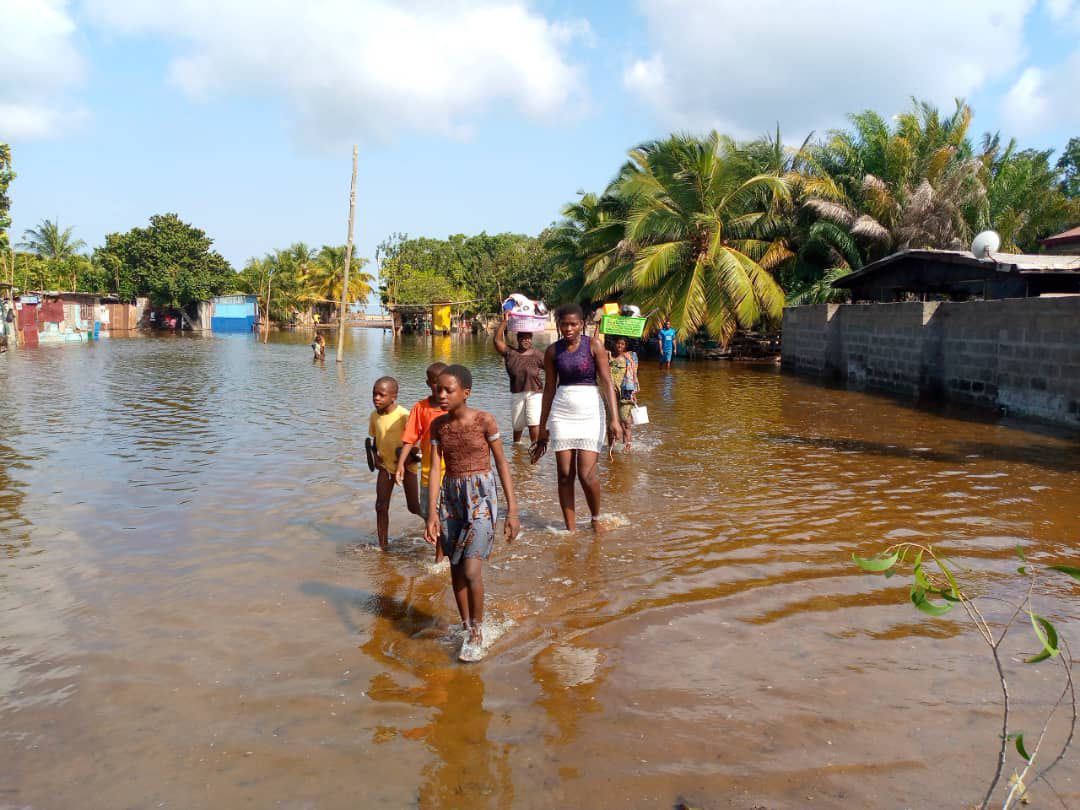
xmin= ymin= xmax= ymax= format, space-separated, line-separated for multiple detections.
xmin=97 ymin=296 xmax=140 ymax=332
xmin=210 ymin=294 xmax=258 ymax=333
xmin=1039 ymin=225 xmax=1080 ymax=256
xmin=832 ymin=249 xmax=1080 ymax=303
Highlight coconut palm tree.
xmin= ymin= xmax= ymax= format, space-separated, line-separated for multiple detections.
xmin=544 ymin=192 xmax=630 ymax=304
xmin=269 ymin=243 xmax=314 ymax=320
xmin=19 ymin=217 xmax=87 ymax=289
xmin=0 ymin=143 xmax=13 ymax=255
xmin=19 ymin=218 xmax=86 ymax=263
xmin=304 ymin=245 xmax=373 ymax=306
xmin=737 ymin=126 xmax=863 ymax=302
xmin=592 ymin=132 xmax=790 ymax=342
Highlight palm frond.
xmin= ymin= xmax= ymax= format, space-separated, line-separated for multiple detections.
xmin=851 ymin=215 xmax=891 ymax=244
xmin=631 ymin=241 xmax=684 ymax=289
xmin=803 ymin=198 xmax=855 ymax=226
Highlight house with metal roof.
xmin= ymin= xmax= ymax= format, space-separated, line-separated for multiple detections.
xmin=831 ymin=248 xmax=1080 ymax=303
xmin=1039 ymin=225 xmax=1080 ymax=255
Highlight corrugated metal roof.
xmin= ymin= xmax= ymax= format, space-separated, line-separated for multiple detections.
xmin=994 ymin=252 xmax=1080 ymax=271
xmin=833 ymin=249 xmax=1080 ymax=288
xmin=1040 ymin=225 xmax=1080 ymax=246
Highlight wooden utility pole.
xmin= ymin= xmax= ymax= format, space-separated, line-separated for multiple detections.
xmin=263 ymin=266 xmax=272 ymax=344
xmin=337 ymin=145 xmax=358 ymax=363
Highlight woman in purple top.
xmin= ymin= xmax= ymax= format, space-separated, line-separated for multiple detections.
xmin=531 ymin=303 xmax=622 ymax=530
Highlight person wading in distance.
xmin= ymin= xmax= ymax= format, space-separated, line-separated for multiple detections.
xmin=657 ymin=318 xmax=677 ymax=370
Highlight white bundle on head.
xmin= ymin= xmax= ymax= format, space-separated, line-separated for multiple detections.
xmin=506 ymin=293 xmax=535 ymax=314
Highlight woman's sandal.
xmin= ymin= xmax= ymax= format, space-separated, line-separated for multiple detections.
xmin=459 ymin=630 xmax=486 ymax=663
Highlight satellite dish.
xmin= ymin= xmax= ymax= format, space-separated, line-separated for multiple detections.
xmin=971 ymin=230 xmax=1001 ymax=260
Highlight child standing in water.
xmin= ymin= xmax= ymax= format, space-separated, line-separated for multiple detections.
xmin=369 ymin=377 xmax=420 ymax=550
xmin=425 ymin=365 xmax=519 ymax=662
xmin=395 ymin=363 xmax=448 ymax=549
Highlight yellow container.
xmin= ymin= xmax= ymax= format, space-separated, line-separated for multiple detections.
xmin=432 ymin=304 xmax=452 ymax=333
xmin=602 ymin=302 xmax=620 ymax=316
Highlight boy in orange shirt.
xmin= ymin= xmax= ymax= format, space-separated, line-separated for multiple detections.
xmin=369 ymin=377 xmax=420 ymax=550
xmin=395 ymin=362 xmax=448 ymax=554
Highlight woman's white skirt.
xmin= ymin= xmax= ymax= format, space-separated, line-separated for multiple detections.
xmin=549 ymin=385 xmax=605 ymax=453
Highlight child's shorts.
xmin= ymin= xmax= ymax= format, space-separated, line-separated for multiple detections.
xmin=439 ymin=471 xmax=498 ymax=565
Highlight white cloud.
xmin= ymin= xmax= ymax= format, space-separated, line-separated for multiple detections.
xmin=1001 ymin=48 xmax=1080 ymax=134
xmin=624 ymin=0 xmax=1034 ymax=139
xmin=83 ymin=0 xmax=589 ymax=146
xmin=0 ymin=0 xmax=86 ymax=140
xmin=1045 ymin=0 xmax=1076 ymax=21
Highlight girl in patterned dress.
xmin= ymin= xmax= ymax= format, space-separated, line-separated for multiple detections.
xmin=425 ymin=364 xmax=520 ymax=661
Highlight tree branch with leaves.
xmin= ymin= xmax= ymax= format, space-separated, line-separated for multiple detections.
xmin=853 ymin=544 xmax=1078 ymax=808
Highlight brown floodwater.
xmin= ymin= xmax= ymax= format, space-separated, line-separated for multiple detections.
xmin=2 ymin=329 xmax=1079 ymax=809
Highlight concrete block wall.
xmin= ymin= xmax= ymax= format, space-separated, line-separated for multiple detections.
xmin=833 ymin=302 xmax=934 ymax=398
xmin=779 ymin=304 xmax=836 ymax=377
xmin=782 ymin=297 xmax=1080 ymax=429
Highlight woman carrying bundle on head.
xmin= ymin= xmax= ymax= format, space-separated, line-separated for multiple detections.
xmin=531 ymin=303 xmax=622 ymax=531
xmin=608 ymin=336 xmax=640 ymax=451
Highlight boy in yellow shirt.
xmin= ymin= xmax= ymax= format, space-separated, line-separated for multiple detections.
xmin=368 ymin=376 xmax=420 ymax=549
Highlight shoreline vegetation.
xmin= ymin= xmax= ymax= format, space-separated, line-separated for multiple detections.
xmin=1 ymin=99 xmax=1077 ymax=344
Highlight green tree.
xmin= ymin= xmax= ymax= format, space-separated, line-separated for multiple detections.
xmin=592 ymin=132 xmax=790 ymax=342
xmin=375 ymin=231 xmax=547 ymax=311
xmin=445 ymin=232 xmax=546 ymax=308
xmin=1056 ymin=136 xmax=1080 ymax=199
xmin=512 ymin=227 xmax=568 ymax=303
xmin=18 ymin=218 xmax=87 ymax=290
xmin=978 ymin=136 xmax=1076 ymax=252
xmin=18 ymin=217 xmax=86 ymax=263
xmin=544 ymin=100 xmax=1078 ymax=314
xmin=12 ymin=251 xmax=55 ymax=291
xmin=236 ymin=244 xmax=310 ymax=322
xmin=377 ymin=233 xmax=463 ymax=306
xmin=94 ymin=213 xmax=234 ymax=306
xmin=542 ymin=192 xmax=630 ymax=305
xmin=0 ymin=144 xmax=13 ymax=258
xmin=272 ymin=242 xmax=315 ymax=317
xmin=392 ymin=269 xmax=465 ymax=306
xmin=237 ymin=256 xmax=276 ymax=321
xmin=735 ymin=126 xmax=861 ymax=303
xmin=305 ymin=244 xmax=374 ymax=307
xmin=236 ymin=243 xmax=375 ymax=322
xmin=809 ymin=100 xmax=983 ymax=261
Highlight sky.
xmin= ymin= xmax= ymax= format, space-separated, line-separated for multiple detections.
xmin=3 ymin=0 xmax=1079 ymax=297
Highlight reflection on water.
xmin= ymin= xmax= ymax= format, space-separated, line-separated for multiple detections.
xmin=1 ymin=329 xmax=1079 ymax=808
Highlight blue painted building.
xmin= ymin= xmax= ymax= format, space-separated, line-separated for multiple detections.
xmin=210 ymin=295 xmax=258 ymax=333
